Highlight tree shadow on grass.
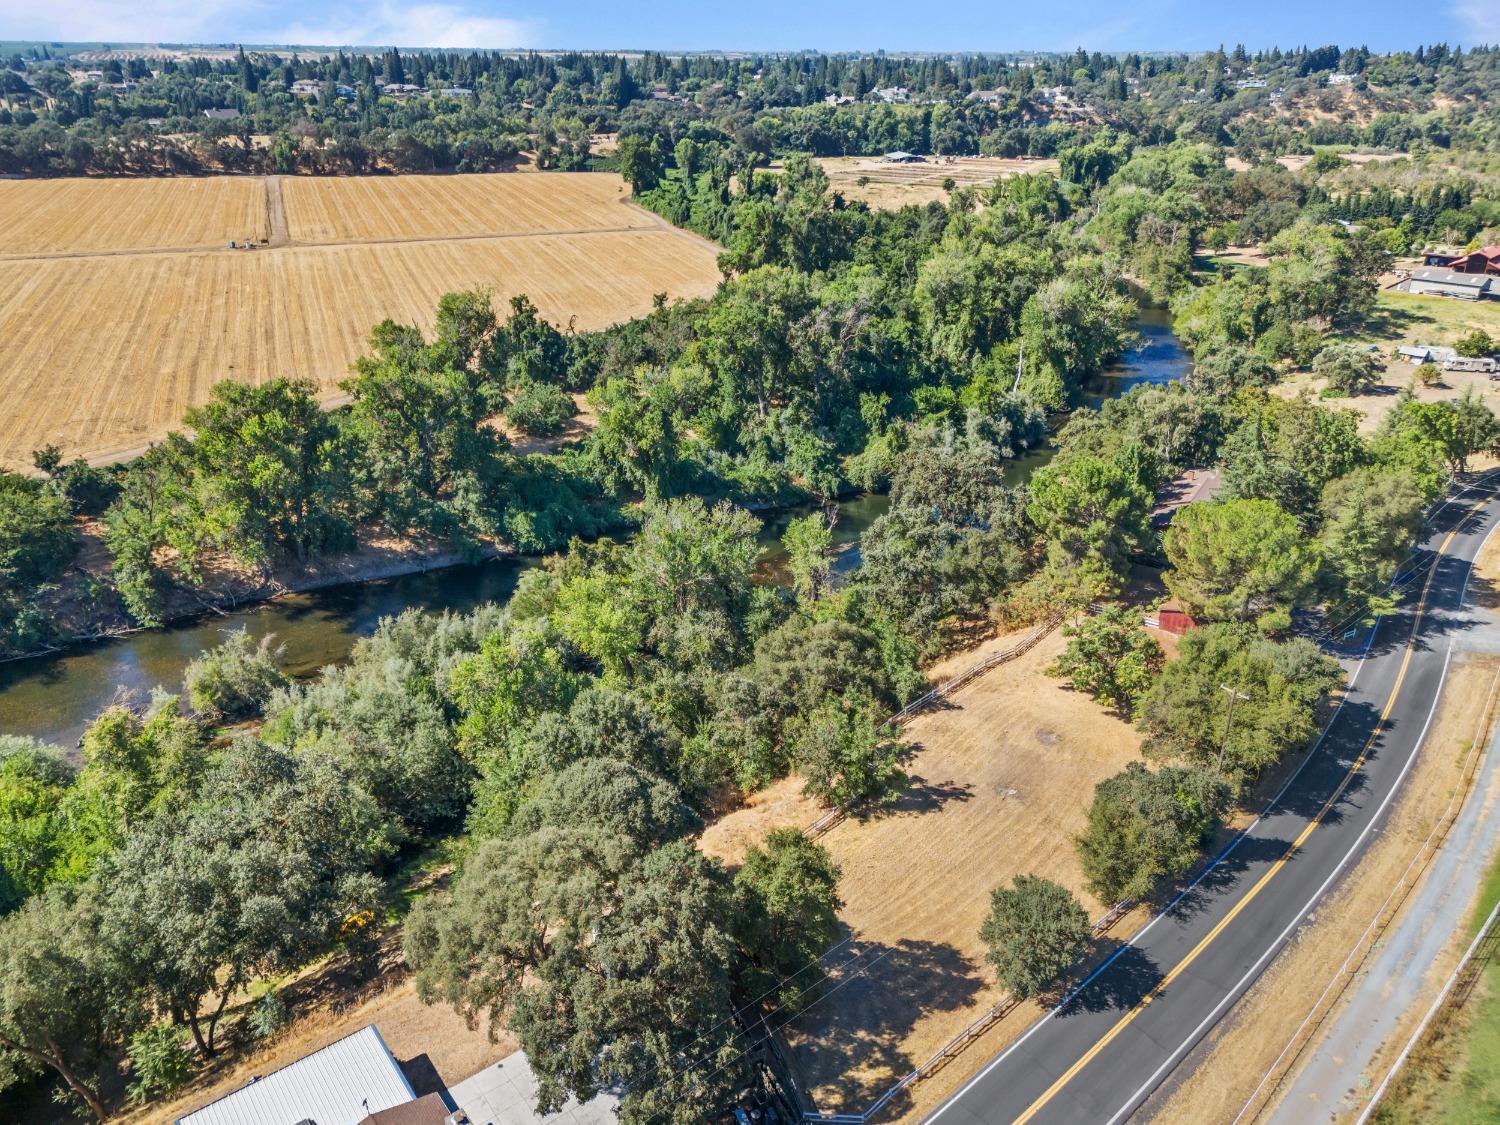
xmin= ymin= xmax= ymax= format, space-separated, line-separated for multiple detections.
xmin=789 ymin=938 xmax=985 ymax=1117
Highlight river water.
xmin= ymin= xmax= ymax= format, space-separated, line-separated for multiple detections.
xmin=0 ymin=315 xmax=1189 ymax=746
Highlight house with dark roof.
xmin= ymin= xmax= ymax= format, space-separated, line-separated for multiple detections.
xmin=1403 ymin=268 xmax=1495 ymax=302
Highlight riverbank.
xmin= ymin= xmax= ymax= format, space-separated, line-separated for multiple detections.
xmin=17 ymin=519 xmax=514 ymax=663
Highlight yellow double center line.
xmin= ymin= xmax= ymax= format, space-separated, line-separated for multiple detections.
xmin=1010 ymin=500 xmax=1485 ymax=1125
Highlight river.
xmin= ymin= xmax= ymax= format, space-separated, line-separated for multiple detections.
xmin=0 ymin=315 xmax=1189 ymax=746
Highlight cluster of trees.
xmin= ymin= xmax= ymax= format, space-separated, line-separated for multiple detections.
xmin=6 ymin=41 xmax=1500 ymax=176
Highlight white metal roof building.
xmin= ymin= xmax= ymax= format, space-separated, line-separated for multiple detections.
xmin=176 ymin=1025 xmax=418 ymax=1125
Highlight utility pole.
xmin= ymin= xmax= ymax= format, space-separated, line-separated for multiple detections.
xmin=1217 ymin=683 xmax=1251 ymax=774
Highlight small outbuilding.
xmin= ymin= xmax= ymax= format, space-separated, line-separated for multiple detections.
xmin=1397 ymin=344 xmax=1458 ymax=365
xmin=883 ymin=150 xmax=925 ymax=163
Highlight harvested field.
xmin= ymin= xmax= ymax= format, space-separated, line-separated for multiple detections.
xmin=706 ymin=625 xmax=1143 ymax=1120
xmin=280 ymin=172 xmax=655 ymax=243
xmin=802 ymin=155 xmax=1060 ymax=210
xmin=0 ymin=173 xmax=721 ymax=470
xmin=0 ymin=177 xmax=268 ymax=254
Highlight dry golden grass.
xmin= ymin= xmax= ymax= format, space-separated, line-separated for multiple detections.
xmin=791 ymin=155 xmax=1060 ymax=210
xmin=280 ymin=172 xmax=656 ymax=243
xmin=0 ymin=174 xmax=721 ymax=470
xmin=707 ymin=626 xmax=1143 ymax=1119
xmin=0 ymin=177 xmax=268 ymax=254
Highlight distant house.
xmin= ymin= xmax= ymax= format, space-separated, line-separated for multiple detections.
xmin=202 ymin=107 xmax=241 ymax=121
xmin=823 ymin=93 xmax=855 ymax=106
xmin=871 ymin=85 xmax=910 ymax=104
xmin=1326 ymin=73 xmax=1356 ymax=86
xmin=967 ymin=87 xmax=1009 ymax=104
xmin=438 ymin=87 xmax=475 ymax=98
xmin=335 ymin=83 xmax=357 ymax=97
xmin=1451 ymin=244 xmax=1500 ymax=276
xmin=883 ymin=151 xmax=925 ymax=163
xmin=1403 ymin=268 xmax=1495 ymax=302
xmin=379 ymin=82 xmax=423 ymax=97
xmin=290 ymin=79 xmax=322 ymax=97
xmin=1235 ymin=78 xmax=1268 ymax=89
xmin=175 ymin=1025 xmax=451 ymax=1125
xmin=84 ymin=70 xmax=104 ymax=82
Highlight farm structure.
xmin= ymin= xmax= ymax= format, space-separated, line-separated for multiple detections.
xmin=0 ymin=173 xmax=721 ymax=470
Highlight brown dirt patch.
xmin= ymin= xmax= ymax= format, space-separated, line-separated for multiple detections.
xmin=798 ymin=155 xmax=1060 ymax=211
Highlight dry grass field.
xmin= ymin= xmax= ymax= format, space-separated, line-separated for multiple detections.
xmin=280 ymin=172 xmax=656 ymax=243
xmin=0 ymin=177 xmax=268 ymax=254
xmin=702 ymin=625 xmax=1144 ymax=1121
xmin=799 ymin=155 xmax=1060 ymax=209
xmin=0 ymin=173 xmax=721 ymax=470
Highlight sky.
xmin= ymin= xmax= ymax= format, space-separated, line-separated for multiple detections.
xmin=0 ymin=0 xmax=1496 ymax=55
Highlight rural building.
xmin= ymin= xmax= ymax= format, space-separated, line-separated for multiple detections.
xmin=883 ymin=151 xmax=925 ymax=163
xmin=202 ymin=108 xmax=241 ymax=120
xmin=290 ymin=79 xmax=322 ymax=96
xmin=1235 ymin=77 xmax=1268 ymax=89
xmin=967 ymin=88 xmax=1010 ymax=103
xmin=1402 ymin=268 xmax=1495 ymax=301
xmin=438 ymin=87 xmax=475 ymax=98
xmin=1146 ymin=602 xmax=1199 ymax=636
xmin=1326 ymin=73 xmax=1356 ymax=85
xmin=871 ymin=85 xmax=910 ymax=104
xmin=1397 ymin=344 xmax=1459 ymax=365
xmin=175 ymin=1025 xmax=446 ymax=1125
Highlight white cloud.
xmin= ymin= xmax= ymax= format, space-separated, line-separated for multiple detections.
xmin=263 ymin=3 xmax=541 ymax=48
xmin=0 ymin=0 xmax=542 ymax=48
xmin=1451 ymin=0 xmax=1500 ymax=45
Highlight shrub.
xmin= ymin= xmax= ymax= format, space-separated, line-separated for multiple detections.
xmin=126 ymin=1024 xmax=192 ymax=1104
xmin=507 ymin=380 xmax=576 ymax=437
xmin=183 ymin=629 xmax=289 ymax=720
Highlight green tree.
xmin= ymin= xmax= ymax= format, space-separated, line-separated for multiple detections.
xmin=1049 ymin=605 xmax=1164 ymax=716
xmin=731 ymin=828 xmax=843 ymax=1014
xmin=1220 ymin=394 xmax=1365 ymax=521
xmin=1139 ymin=623 xmax=1341 ymax=782
xmin=792 ymin=695 xmax=907 ymax=812
xmin=183 ymin=377 xmax=354 ymax=566
xmin=1163 ymin=498 xmax=1320 ymax=631
xmin=406 ymin=810 xmax=747 ymax=1122
xmin=1317 ymin=469 xmax=1425 ymax=620
xmin=1075 ymin=762 xmax=1231 ymax=903
xmin=0 ymin=736 xmax=75 ymax=912
xmin=101 ymin=740 xmax=387 ymax=1056
xmin=1028 ymin=452 xmax=1154 ymax=599
xmin=979 ymin=874 xmax=1091 ymax=1000
xmin=0 ymin=469 xmax=78 ymax=585
xmin=0 ymin=885 xmax=140 ymax=1122
xmin=1455 ymin=329 xmax=1495 ymax=359
xmin=1312 ymin=341 xmax=1381 ymax=395
xmin=616 ymin=132 xmax=665 ymax=192
xmin=782 ymin=512 xmax=835 ymax=602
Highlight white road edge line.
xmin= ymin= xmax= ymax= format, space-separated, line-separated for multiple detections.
xmin=924 ymin=470 xmax=1500 ymax=1125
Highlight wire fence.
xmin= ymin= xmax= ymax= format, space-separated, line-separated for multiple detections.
xmin=803 ymin=614 xmax=1063 ymax=843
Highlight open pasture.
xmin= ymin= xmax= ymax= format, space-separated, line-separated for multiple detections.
xmin=806 ymin=154 xmax=1060 ymax=209
xmin=0 ymin=176 xmax=268 ymax=254
xmin=0 ymin=173 xmax=720 ymax=469
xmin=280 ymin=172 xmax=658 ymax=243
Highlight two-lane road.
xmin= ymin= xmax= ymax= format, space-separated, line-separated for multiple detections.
xmin=927 ymin=473 xmax=1500 ymax=1125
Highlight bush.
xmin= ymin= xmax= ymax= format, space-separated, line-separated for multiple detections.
xmin=126 ymin=1024 xmax=192 ymax=1104
xmin=979 ymin=874 xmax=1091 ymax=999
xmin=1456 ymin=329 xmax=1495 ymax=358
xmin=507 ymin=380 xmax=576 ymax=437
xmin=183 ymin=629 xmax=290 ymax=720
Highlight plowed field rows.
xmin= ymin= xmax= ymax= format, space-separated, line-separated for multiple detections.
xmin=280 ymin=172 xmax=655 ymax=243
xmin=0 ymin=173 xmax=721 ymax=469
xmin=0 ymin=177 xmax=268 ymax=253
